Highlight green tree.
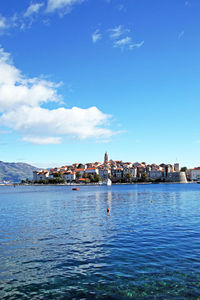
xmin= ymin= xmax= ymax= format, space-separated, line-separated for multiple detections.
xmin=141 ymin=172 xmax=148 ymax=182
xmin=83 ymin=172 xmax=88 ymax=178
xmin=93 ymin=174 xmax=101 ymax=182
xmin=180 ymin=167 xmax=187 ymax=172
xmin=76 ymin=172 xmax=81 ymax=179
xmin=126 ymin=173 xmax=132 ymax=182
xmin=53 ymin=173 xmax=60 ymax=178
xmin=88 ymin=174 xmax=94 ymax=182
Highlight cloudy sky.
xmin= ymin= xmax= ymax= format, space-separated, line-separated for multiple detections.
xmin=0 ymin=0 xmax=199 ymax=168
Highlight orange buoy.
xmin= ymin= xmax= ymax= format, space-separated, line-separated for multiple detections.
xmin=107 ymin=208 xmax=110 ymax=213
xmin=72 ymin=188 xmax=79 ymax=191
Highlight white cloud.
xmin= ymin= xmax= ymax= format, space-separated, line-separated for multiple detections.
xmin=109 ymin=25 xmax=130 ymax=39
xmin=0 ymin=9 xmax=41 ymax=35
xmin=92 ymin=29 xmax=102 ymax=43
xmin=108 ymin=25 xmax=144 ymax=51
xmin=0 ymin=0 xmax=84 ymax=34
xmin=24 ymin=2 xmax=44 ymax=17
xmin=129 ymin=40 xmax=144 ymax=49
xmin=0 ymin=15 xmax=7 ymax=29
xmin=0 ymin=48 xmax=60 ymax=111
xmin=114 ymin=36 xmax=131 ymax=48
xmin=113 ymin=37 xmax=144 ymax=51
xmin=0 ymin=48 xmax=116 ymax=144
xmin=0 ymin=15 xmax=10 ymax=35
xmin=22 ymin=136 xmax=62 ymax=144
xmin=46 ymin=0 xmax=84 ymax=14
xmin=0 ymin=105 xmax=113 ymax=141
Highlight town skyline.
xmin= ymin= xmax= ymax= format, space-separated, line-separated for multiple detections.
xmin=28 ymin=151 xmax=198 ymax=170
xmin=33 ymin=151 xmax=198 ymax=183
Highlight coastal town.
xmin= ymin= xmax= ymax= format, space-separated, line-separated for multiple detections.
xmin=32 ymin=152 xmax=200 ymax=184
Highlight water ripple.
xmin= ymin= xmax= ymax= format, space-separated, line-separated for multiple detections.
xmin=1 ymin=184 xmax=200 ymax=299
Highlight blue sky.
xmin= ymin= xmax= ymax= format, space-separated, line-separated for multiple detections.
xmin=0 ymin=0 xmax=199 ymax=168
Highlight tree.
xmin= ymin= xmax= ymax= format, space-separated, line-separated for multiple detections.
xmin=88 ymin=174 xmax=94 ymax=182
xmin=126 ymin=173 xmax=132 ymax=182
xmin=76 ymin=172 xmax=81 ymax=179
xmin=141 ymin=172 xmax=148 ymax=181
xmin=94 ymin=174 xmax=101 ymax=182
xmin=53 ymin=173 xmax=59 ymax=178
xmin=77 ymin=163 xmax=84 ymax=169
xmin=83 ymin=172 xmax=88 ymax=178
xmin=180 ymin=167 xmax=187 ymax=172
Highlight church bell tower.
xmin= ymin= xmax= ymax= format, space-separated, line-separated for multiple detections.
xmin=104 ymin=151 xmax=108 ymax=164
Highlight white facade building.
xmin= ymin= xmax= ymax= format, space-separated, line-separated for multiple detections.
xmin=85 ymin=168 xmax=99 ymax=175
xmin=63 ymin=173 xmax=76 ymax=182
xmin=191 ymin=168 xmax=200 ymax=181
xmin=75 ymin=169 xmax=85 ymax=176
xmin=112 ymin=168 xmax=123 ymax=179
xmin=33 ymin=170 xmax=49 ymax=182
xmin=129 ymin=167 xmax=137 ymax=178
xmin=99 ymin=168 xmax=111 ymax=180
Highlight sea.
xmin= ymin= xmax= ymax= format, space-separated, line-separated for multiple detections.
xmin=0 ymin=184 xmax=200 ymax=299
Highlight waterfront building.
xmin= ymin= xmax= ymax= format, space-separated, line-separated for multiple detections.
xmin=49 ymin=171 xmax=58 ymax=179
xmin=129 ymin=167 xmax=137 ymax=178
xmin=63 ymin=172 xmax=76 ymax=182
xmin=174 ymin=163 xmax=180 ymax=172
xmin=111 ymin=168 xmax=123 ymax=180
xmin=99 ymin=168 xmax=111 ymax=180
xmin=33 ymin=170 xmax=49 ymax=181
xmin=191 ymin=167 xmax=200 ymax=181
xmin=137 ymin=166 xmax=146 ymax=178
xmin=85 ymin=167 xmax=99 ymax=176
xmin=33 ymin=170 xmax=38 ymax=182
xmin=123 ymin=167 xmax=131 ymax=176
xmin=186 ymin=169 xmax=192 ymax=181
xmin=75 ymin=168 xmax=85 ymax=176
xmin=164 ymin=165 xmax=171 ymax=177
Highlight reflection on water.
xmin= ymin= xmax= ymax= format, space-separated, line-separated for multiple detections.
xmin=0 ymin=184 xmax=200 ymax=299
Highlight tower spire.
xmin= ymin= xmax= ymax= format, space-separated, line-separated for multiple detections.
xmin=104 ymin=151 xmax=108 ymax=164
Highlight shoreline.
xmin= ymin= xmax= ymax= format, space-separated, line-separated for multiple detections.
xmin=0 ymin=182 xmax=194 ymax=187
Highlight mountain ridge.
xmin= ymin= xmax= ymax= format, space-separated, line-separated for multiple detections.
xmin=0 ymin=161 xmax=38 ymax=183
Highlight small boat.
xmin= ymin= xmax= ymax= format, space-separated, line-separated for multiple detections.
xmin=103 ymin=178 xmax=112 ymax=186
xmin=197 ymin=181 xmax=200 ymax=184
xmin=72 ymin=188 xmax=79 ymax=191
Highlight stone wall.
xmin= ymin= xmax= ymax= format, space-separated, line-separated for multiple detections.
xmin=166 ymin=171 xmax=187 ymax=183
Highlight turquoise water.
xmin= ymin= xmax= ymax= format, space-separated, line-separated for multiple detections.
xmin=0 ymin=184 xmax=200 ymax=299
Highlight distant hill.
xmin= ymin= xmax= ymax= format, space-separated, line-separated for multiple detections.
xmin=0 ymin=161 xmax=38 ymax=183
